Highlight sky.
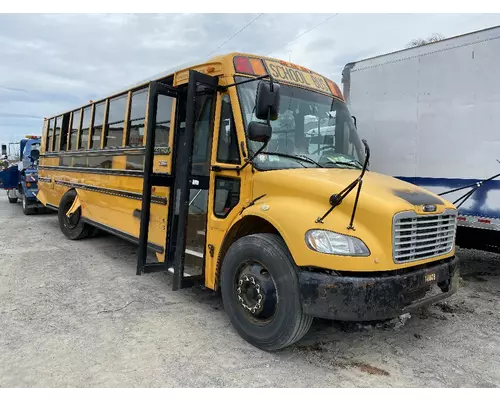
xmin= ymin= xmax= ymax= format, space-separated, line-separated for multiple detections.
xmin=1 ymin=13 xmax=500 ymax=146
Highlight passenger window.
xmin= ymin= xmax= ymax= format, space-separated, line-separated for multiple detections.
xmin=155 ymin=95 xmax=173 ymax=148
xmin=53 ymin=116 xmax=62 ymax=152
xmin=69 ymin=110 xmax=81 ymax=151
xmin=46 ymin=118 xmax=54 ymax=152
xmin=191 ymin=94 xmax=214 ymax=176
xmin=217 ymin=95 xmax=240 ymax=164
xmin=128 ymin=89 xmax=147 ymax=147
xmin=79 ymin=106 xmax=92 ymax=150
xmin=91 ymin=101 xmax=105 ymax=150
xmin=105 ymin=94 xmax=127 ymax=148
xmin=214 ymin=178 xmax=240 ymax=218
xmin=59 ymin=113 xmax=70 ymax=151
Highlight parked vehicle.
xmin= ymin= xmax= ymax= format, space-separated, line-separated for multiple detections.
xmin=0 ymin=136 xmax=46 ymax=214
xmin=36 ymin=53 xmax=458 ymax=350
xmin=342 ymin=25 xmax=500 ymax=252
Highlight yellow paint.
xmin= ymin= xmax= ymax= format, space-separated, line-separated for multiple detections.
xmin=37 ymin=52 xmax=458 ymax=293
xmin=66 ymin=195 xmax=81 ymax=217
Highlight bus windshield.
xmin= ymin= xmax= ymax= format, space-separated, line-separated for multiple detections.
xmin=236 ymin=76 xmax=365 ymax=170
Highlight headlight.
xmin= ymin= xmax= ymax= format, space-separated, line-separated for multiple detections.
xmin=305 ymin=230 xmax=370 ymax=256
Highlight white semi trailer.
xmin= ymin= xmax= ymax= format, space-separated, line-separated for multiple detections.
xmin=342 ymin=25 xmax=500 ymax=252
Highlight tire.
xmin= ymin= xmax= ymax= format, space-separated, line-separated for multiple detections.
xmin=8 ymin=197 xmax=17 ymax=204
xmin=221 ymin=233 xmax=313 ymax=351
xmin=58 ymin=190 xmax=89 ymax=240
xmin=22 ymin=194 xmax=34 ymax=215
xmin=88 ymin=226 xmax=101 ymax=238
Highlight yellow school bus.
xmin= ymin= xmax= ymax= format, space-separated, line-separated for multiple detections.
xmin=37 ymin=53 xmax=459 ymax=350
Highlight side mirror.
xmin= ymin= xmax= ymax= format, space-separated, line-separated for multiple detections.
xmin=255 ymin=81 xmax=280 ymax=121
xmin=248 ymin=121 xmax=272 ymax=143
xmin=30 ymin=149 xmax=40 ymax=161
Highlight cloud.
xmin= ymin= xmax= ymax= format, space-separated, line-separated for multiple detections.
xmin=1 ymin=13 xmax=499 ymax=144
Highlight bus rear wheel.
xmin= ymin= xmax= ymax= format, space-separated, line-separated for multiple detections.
xmin=8 ymin=196 xmax=17 ymax=204
xmin=221 ymin=233 xmax=313 ymax=351
xmin=58 ymin=190 xmax=89 ymax=240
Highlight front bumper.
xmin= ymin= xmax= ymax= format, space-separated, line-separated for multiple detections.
xmin=299 ymin=256 xmax=459 ymax=321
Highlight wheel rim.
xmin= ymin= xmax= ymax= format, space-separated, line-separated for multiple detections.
xmin=235 ymin=261 xmax=278 ymax=324
xmin=62 ymin=201 xmax=80 ymax=229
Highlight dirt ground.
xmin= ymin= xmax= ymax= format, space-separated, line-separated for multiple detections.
xmin=1 ymin=197 xmax=499 ymax=387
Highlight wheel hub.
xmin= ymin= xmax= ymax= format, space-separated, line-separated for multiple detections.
xmin=237 ymin=275 xmax=263 ymax=314
xmin=236 ymin=263 xmax=277 ymax=319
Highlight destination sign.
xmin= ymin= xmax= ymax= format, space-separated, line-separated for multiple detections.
xmin=264 ymin=60 xmax=333 ymax=96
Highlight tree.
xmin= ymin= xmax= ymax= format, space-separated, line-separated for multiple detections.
xmin=406 ymin=33 xmax=445 ymax=48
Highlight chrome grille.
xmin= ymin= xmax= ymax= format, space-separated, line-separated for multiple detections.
xmin=393 ymin=209 xmax=457 ymax=263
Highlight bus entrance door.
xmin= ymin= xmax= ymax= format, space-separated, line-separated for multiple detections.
xmin=137 ymin=71 xmax=218 ymax=291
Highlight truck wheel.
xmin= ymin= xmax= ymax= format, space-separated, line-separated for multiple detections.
xmin=8 ymin=197 xmax=17 ymax=204
xmin=58 ymin=190 xmax=89 ymax=240
xmin=221 ymin=233 xmax=313 ymax=351
xmin=22 ymin=194 xmax=34 ymax=215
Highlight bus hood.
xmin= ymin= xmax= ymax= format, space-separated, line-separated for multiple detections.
xmin=252 ymin=168 xmax=455 ymax=223
xmin=250 ymin=168 xmax=456 ymax=271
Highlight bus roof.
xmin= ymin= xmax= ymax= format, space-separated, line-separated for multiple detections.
xmin=44 ymin=52 xmax=340 ymax=120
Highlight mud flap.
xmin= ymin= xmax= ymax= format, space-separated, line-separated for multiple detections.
xmin=66 ymin=194 xmax=81 ymax=217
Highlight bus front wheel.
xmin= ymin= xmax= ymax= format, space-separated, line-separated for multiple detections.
xmin=58 ymin=190 xmax=89 ymax=240
xmin=221 ymin=233 xmax=313 ymax=351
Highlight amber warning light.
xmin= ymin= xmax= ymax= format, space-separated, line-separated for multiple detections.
xmin=234 ymin=57 xmax=267 ymax=76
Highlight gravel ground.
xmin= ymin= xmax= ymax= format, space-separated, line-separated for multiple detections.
xmin=1 ymin=197 xmax=499 ymax=387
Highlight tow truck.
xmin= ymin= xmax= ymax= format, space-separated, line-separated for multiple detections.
xmin=0 ymin=136 xmax=46 ymax=214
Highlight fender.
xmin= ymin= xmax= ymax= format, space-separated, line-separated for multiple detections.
xmin=66 ymin=193 xmax=82 ymax=217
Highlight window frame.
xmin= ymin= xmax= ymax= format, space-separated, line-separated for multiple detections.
xmin=90 ymin=101 xmax=106 ymax=150
xmin=127 ymin=87 xmax=148 ymax=148
xmin=70 ymin=108 xmax=82 ymax=151
xmin=59 ymin=112 xmax=71 ymax=152
xmin=105 ymin=93 xmax=128 ymax=149
xmin=79 ymin=105 xmax=93 ymax=150
xmin=216 ymin=94 xmax=241 ymax=165
xmin=213 ymin=176 xmax=241 ymax=219
xmin=45 ymin=118 xmax=55 ymax=153
xmin=53 ymin=115 xmax=63 ymax=152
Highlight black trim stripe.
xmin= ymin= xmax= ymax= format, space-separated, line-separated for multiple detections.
xmin=54 ymin=180 xmax=168 ymax=205
xmin=39 ymin=165 xmax=144 ymax=177
xmin=42 ymin=146 xmax=146 ymax=157
xmin=81 ymin=217 xmax=164 ymax=253
xmin=45 ymin=203 xmax=58 ymax=211
xmin=38 ymin=177 xmax=52 ymax=183
xmin=40 ymin=145 xmax=170 ymax=158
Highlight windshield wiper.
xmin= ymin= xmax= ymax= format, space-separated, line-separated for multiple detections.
xmin=261 ymin=152 xmax=324 ymax=168
xmin=315 ymin=140 xmax=371 ymax=230
xmin=323 ymin=160 xmax=362 ymax=169
xmin=325 ymin=161 xmax=363 ymax=169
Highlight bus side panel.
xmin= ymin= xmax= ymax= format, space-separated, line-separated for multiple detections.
xmin=50 ymin=170 xmax=168 ymax=251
